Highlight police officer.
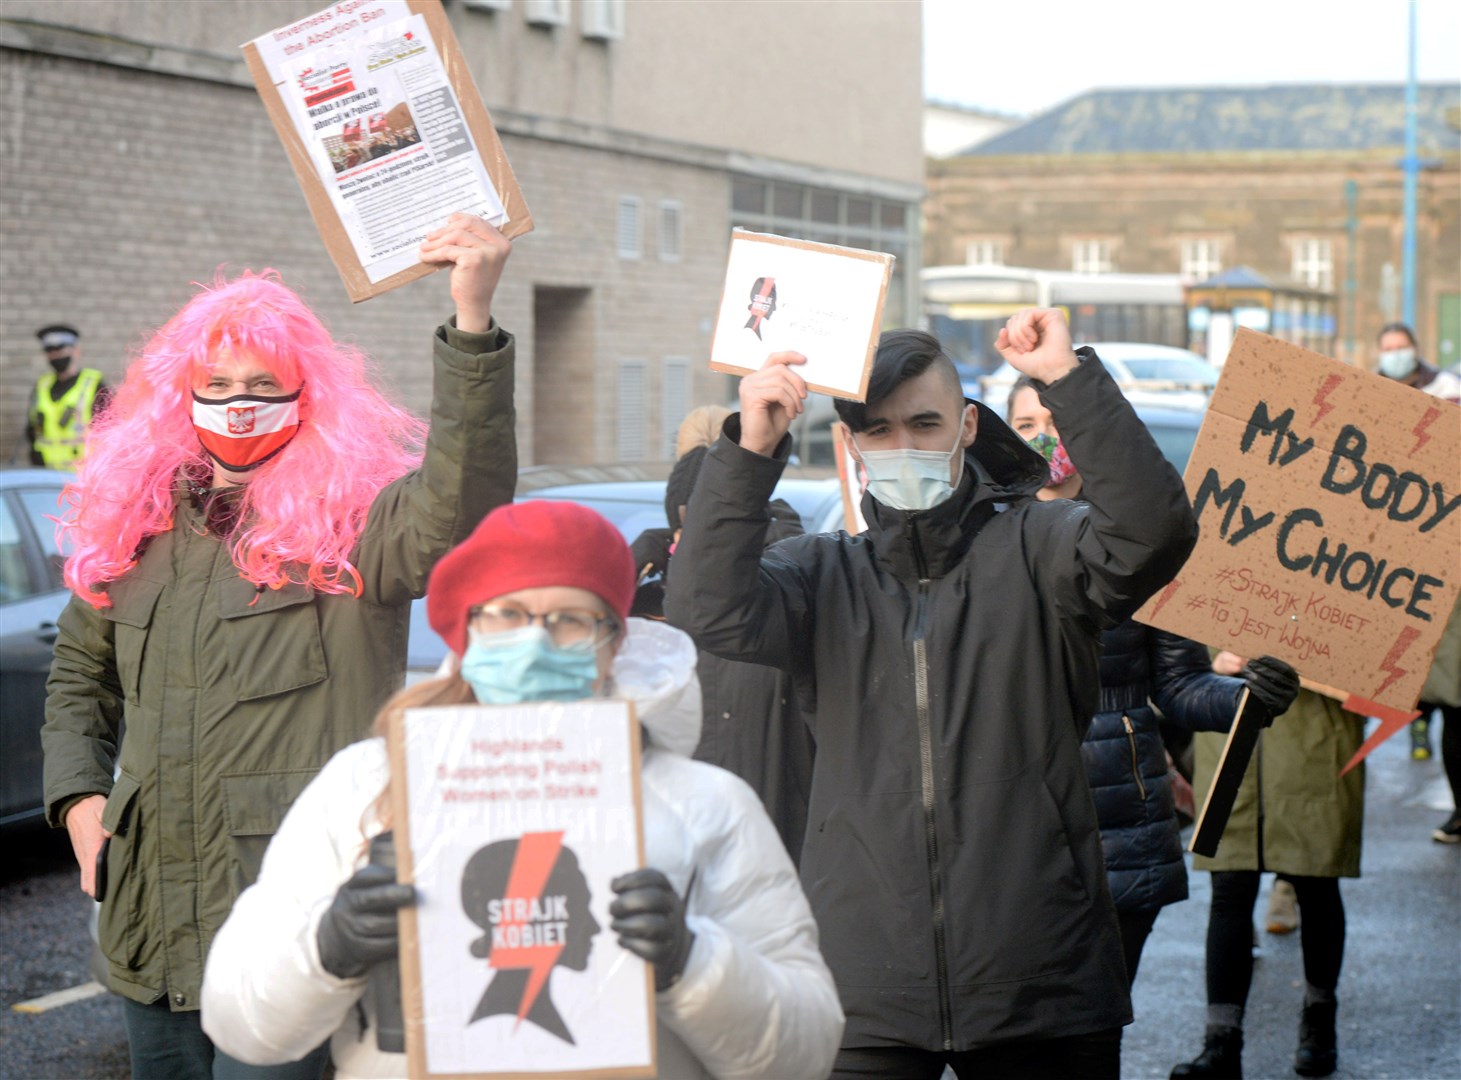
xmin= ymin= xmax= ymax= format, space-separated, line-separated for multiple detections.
xmin=26 ymin=324 xmax=110 ymax=469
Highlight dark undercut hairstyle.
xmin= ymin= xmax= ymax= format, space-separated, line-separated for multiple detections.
xmin=834 ymin=329 xmax=964 ymax=433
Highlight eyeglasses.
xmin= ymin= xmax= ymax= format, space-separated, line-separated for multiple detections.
xmin=468 ymin=603 xmax=619 ymax=652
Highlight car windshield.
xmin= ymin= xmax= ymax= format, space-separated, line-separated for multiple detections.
xmin=1143 ymin=418 xmax=1202 ymax=473
xmin=1120 ymin=357 xmax=1218 ymax=386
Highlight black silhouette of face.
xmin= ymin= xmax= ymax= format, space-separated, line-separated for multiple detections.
xmin=748 ymin=277 xmax=778 ymax=320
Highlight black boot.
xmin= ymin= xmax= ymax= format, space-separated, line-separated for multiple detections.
xmin=1294 ymin=1001 xmax=1337 ymax=1077
xmin=1170 ymin=1026 xmax=1243 ymax=1079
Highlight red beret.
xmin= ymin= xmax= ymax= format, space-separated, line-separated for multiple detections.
xmin=427 ymin=500 xmax=635 ymax=655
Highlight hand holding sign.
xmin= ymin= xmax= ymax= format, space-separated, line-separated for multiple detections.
xmin=738 ymin=352 xmax=808 ymax=457
xmin=995 ymin=308 xmax=1081 ymax=386
xmin=419 ymin=213 xmax=511 ymax=334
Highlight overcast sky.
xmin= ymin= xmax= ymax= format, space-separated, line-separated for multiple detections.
xmin=924 ymin=0 xmax=1461 ymax=117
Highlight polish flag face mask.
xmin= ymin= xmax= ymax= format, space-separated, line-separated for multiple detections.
xmin=192 ymin=387 xmax=302 ymax=472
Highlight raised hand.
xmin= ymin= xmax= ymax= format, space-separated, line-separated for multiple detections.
xmin=994 ymin=308 xmax=1081 ymax=386
xmin=738 ymin=352 xmax=808 ymax=457
xmin=419 ymin=214 xmax=512 ymax=334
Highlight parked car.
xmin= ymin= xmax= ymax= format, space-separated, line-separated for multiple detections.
xmin=407 ymin=466 xmax=846 ymax=681
xmin=0 ymin=469 xmax=72 ymax=828
xmin=978 ymin=342 xmax=1218 ymax=417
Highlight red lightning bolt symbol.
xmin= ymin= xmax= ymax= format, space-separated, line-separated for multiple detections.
xmin=1311 ymin=374 xmax=1343 ymax=427
xmin=1149 ymin=578 xmax=1182 ymax=620
xmin=1410 ymin=406 xmax=1440 ymax=455
xmin=492 ymin=831 xmax=566 ymax=1026
xmin=1372 ymin=626 xmax=1422 ymax=701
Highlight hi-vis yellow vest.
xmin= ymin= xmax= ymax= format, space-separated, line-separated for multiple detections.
xmin=30 ymin=368 xmax=103 ymax=468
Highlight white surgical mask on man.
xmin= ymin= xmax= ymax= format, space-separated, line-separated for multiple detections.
xmin=853 ymin=421 xmax=967 ymax=513
xmin=1377 ymin=347 xmax=1417 ymax=379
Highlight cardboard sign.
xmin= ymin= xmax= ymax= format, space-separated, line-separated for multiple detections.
xmin=709 ymin=229 xmax=894 ymax=400
xmin=1135 ymin=329 xmax=1461 ymax=713
xmin=387 ymin=700 xmax=655 ymax=1079
xmin=1189 ymin=688 xmax=1254 ymax=857
xmin=243 ymin=0 xmax=532 ymax=302
xmin=831 ymin=423 xmax=868 ymax=535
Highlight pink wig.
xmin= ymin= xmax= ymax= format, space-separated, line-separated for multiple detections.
xmin=62 ymin=270 xmax=426 ymax=607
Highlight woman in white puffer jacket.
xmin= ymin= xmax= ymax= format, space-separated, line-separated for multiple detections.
xmin=201 ymin=500 xmax=843 ymax=1080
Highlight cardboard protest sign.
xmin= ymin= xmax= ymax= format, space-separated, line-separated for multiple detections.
xmin=387 ymin=700 xmax=655 ymax=1079
xmin=1135 ymin=329 xmax=1461 ymax=714
xmin=1189 ymin=688 xmax=1254 ymax=857
xmin=831 ymin=423 xmax=868 ymax=535
xmin=710 ymin=229 xmax=894 ymax=400
xmin=243 ymin=0 xmax=532 ymax=302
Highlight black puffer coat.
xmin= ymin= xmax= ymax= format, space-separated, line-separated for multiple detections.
xmin=667 ymin=355 xmax=1197 ymax=1051
xmin=1085 ymin=620 xmax=1242 ymax=913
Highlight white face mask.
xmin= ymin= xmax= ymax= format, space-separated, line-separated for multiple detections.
xmin=853 ymin=417 xmax=968 ymax=513
xmin=1377 ymin=347 xmax=1417 ymax=379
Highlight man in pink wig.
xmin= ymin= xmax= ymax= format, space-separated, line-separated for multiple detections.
xmin=42 ymin=214 xmax=517 ymax=1079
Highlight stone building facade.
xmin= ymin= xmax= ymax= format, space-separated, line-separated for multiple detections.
xmin=1 ymin=0 xmax=923 ymax=466
xmin=925 ymin=85 xmax=1461 ymax=369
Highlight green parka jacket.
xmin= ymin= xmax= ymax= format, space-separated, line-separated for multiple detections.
xmin=1192 ymin=688 xmax=1364 ymax=878
xmin=41 ymin=320 xmax=516 ymax=1010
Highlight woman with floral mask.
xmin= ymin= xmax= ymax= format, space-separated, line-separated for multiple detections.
xmin=1006 ymin=376 xmax=1300 ymax=987
xmin=201 ymin=500 xmax=844 ymax=1080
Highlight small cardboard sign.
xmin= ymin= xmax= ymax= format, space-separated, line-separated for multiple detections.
xmin=242 ymin=0 xmax=532 ymax=302
xmin=387 ymin=700 xmax=655 ymax=1079
xmin=709 ymin=229 xmax=894 ymax=401
xmin=1135 ymin=329 xmax=1461 ymax=713
xmin=1189 ymin=688 xmax=1254 ymax=857
xmin=831 ymin=423 xmax=868 ymax=535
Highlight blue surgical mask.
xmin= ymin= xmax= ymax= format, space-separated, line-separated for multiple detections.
xmin=459 ymin=626 xmax=599 ymax=705
xmin=853 ymin=419 xmax=968 ymax=512
xmin=1377 ymin=347 xmax=1417 ymax=379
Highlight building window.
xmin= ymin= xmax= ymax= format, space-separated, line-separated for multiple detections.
xmin=966 ymin=240 xmax=1004 ymax=266
xmin=729 ymin=176 xmax=917 ymax=325
xmin=617 ymin=360 xmax=647 ymax=460
xmin=1291 ymin=237 xmax=1334 ymax=292
xmin=1072 ymin=240 xmax=1114 ymax=274
xmin=659 ymin=200 xmax=682 ymax=262
xmin=462 ymin=0 xmax=511 ymax=10
xmin=616 ymin=196 xmax=641 ymax=260
xmin=1181 ymin=238 xmax=1223 ymax=282
xmin=580 ymin=0 xmax=624 ymax=40
xmin=523 ymin=0 xmax=568 ymax=27
xmin=661 ymin=359 xmax=690 ymax=458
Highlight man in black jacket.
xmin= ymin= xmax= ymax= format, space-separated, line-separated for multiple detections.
xmin=665 ymin=308 xmax=1198 ymax=1077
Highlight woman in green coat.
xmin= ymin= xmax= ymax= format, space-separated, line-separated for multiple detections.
xmin=1171 ymin=655 xmax=1364 ymax=1080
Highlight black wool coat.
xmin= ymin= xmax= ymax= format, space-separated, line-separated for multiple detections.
xmin=666 ymin=355 xmax=1198 ymax=1051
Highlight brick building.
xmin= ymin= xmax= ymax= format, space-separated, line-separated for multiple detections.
xmin=0 ymin=0 xmax=923 ymax=466
xmin=925 ymin=84 xmax=1461 ymax=368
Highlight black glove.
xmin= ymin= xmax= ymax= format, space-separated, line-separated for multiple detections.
xmin=609 ymin=868 xmax=695 ymax=993
xmin=1242 ymin=655 xmax=1300 ymax=726
xmin=317 ymin=860 xmax=415 ymax=980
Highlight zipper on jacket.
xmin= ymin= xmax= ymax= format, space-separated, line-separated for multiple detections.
xmin=913 ymin=582 xmax=954 ymax=1051
xmin=1121 ymin=715 xmax=1147 ymax=800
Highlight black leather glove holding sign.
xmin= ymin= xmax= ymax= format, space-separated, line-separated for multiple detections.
xmin=609 ymin=867 xmax=695 ymax=993
xmin=316 ymin=858 xmax=415 ymax=980
xmin=1242 ymin=655 xmax=1301 ymax=726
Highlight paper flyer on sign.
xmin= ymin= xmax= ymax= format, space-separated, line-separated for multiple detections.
xmin=391 ymin=700 xmax=655 ymax=1078
xmin=709 ymin=230 xmax=894 ymax=401
xmin=1134 ymin=328 xmax=1461 ymax=713
xmin=249 ymin=1 xmax=508 ymax=284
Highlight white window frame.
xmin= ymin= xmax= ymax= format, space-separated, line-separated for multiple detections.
xmin=580 ymin=0 xmax=625 ymax=40
xmin=523 ymin=0 xmax=568 ymax=28
xmin=661 ymin=358 xmax=690 ymax=459
xmin=617 ymin=359 xmax=647 ymax=461
xmin=658 ymin=199 xmax=683 ymax=262
xmin=965 ymin=239 xmax=1004 ymax=266
xmin=1072 ymin=239 xmax=1114 ymax=274
xmin=1291 ymin=237 xmax=1334 ymax=292
xmin=616 ymin=196 xmax=642 ymax=260
xmin=1180 ymin=238 xmax=1223 ymax=282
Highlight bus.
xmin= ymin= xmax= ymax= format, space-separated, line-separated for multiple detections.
xmin=922 ymin=265 xmax=1188 ymax=374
